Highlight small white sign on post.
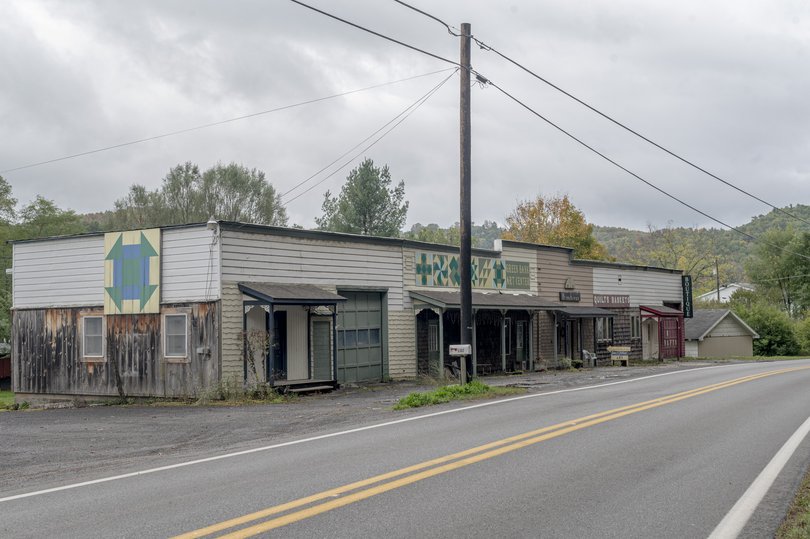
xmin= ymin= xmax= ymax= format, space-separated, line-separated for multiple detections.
xmin=448 ymin=344 xmax=472 ymax=357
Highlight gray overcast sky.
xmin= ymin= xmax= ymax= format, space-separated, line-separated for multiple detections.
xmin=1 ymin=0 xmax=808 ymax=232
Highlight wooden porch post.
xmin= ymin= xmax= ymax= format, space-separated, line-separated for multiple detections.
xmin=501 ymin=309 xmax=507 ymax=372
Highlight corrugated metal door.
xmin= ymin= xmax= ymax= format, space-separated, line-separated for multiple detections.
xmin=337 ymin=291 xmax=383 ymax=383
xmin=312 ymin=320 xmax=332 ymax=380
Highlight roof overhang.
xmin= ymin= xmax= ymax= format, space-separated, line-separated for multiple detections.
xmin=640 ymin=305 xmax=683 ymax=317
xmin=554 ymin=306 xmax=616 ymax=318
xmin=239 ymin=282 xmax=347 ymax=305
xmin=409 ymin=289 xmax=559 ymax=311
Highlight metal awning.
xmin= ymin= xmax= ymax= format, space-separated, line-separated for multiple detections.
xmin=554 ymin=306 xmax=616 ymax=318
xmin=238 ymin=282 xmax=347 ymax=305
xmin=409 ymin=289 xmax=559 ymax=311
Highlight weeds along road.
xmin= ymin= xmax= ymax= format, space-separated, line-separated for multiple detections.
xmin=3 ymin=360 xmax=810 ymax=538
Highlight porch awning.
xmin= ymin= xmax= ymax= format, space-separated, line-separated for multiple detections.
xmin=554 ymin=306 xmax=616 ymax=318
xmin=239 ymin=282 xmax=347 ymax=305
xmin=641 ymin=305 xmax=683 ymax=317
xmin=409 ymin=289 xmax=559 ymax=311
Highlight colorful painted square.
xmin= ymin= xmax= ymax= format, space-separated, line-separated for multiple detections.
xmin=104 ymin=229 xmax=161 ymax=314
xmin=415 ymin=253 xmax=433 ymax=286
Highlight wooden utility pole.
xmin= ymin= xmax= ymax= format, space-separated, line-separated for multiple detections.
xmin=715 ymin=258 xmax=720 ymax=302
xmin=459 ymin=22 xmax=473 ymax=383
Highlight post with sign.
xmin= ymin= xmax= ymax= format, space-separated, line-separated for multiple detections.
xmin=449 ymin=344 xmax=472 ymax=384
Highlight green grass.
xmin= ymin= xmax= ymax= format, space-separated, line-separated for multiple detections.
xmin=393 ymin=380 xmax=523 ymax=410
xmin=778 ymin=468 xmax=810 ymax=538
xmin=0 ymin=390 xmax=18 ymax=410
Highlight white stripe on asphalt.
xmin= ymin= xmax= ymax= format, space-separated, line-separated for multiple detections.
xmin=709 ymin=413 xmax=810 ymax=539
xmin=0 ymin=363 xmax=743 ymax=503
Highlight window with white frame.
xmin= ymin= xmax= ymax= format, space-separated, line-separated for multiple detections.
xmin=164 ymin=313 xmax=188 ymax=358
xmin=83 ymin=316 xmax=104 ymax=359
xmin=596 ymin=317 xmax=613 ymax=341
xmin=630 ymin=315 xmax=641 ymax=339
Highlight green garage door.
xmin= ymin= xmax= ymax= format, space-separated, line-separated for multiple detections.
xmin=337 ymin=291 xmax=383 ymax=383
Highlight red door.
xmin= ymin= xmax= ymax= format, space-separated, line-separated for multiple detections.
xmin=659 ymin=317 xmax=681 ymax=358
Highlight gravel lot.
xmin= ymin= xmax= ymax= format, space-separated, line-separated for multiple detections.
xmin=0 ymin=362 xmax=712 ymax=496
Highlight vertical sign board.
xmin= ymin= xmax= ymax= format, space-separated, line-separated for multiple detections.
xmin=682 ymin=275 xmax=693 ymax=318
xmin=104 ymin=229 xmax=161 ymax=315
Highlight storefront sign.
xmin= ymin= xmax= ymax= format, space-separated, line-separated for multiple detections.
xmin=559 ymin=291 xmax=581 ymax=302
xmin=505 ymin=261 xmax=530 ymax=289
xmin=593 ymin=294 xmax=630 ymax=308
xmin=682 ymin=275 xmax=694 ymax=318
xmin=414 ymin=252 xmax=530 ymax=290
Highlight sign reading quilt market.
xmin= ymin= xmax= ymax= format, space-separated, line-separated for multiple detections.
xmin=104 ymin=229 xmax=161 ymax=315
xmin=593 ymin=294 xmax=630 ymax=308
xmin=414 ymin=253 xmax=530 ymax=290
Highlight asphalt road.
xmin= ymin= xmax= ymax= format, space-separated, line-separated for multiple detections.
xmin=3 ymin=360 xmax=810 ymax=538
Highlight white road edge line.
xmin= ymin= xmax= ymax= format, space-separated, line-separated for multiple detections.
xmin=0 ymin=363 xmax=740 ymax=503
xmin=708 ymin=412 xmax=810 ymax=539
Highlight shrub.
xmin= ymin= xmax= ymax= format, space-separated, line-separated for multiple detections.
xmin=735 ymin=305 xmax=801 ymax=356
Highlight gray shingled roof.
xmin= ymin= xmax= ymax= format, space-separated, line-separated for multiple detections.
xmin=239 ymin=282 xmax=346 ymax=304
xmin=409 ymin=289 xmax=560 ymax=310
xmin=685 ymin=309 xmax=759 ymax=340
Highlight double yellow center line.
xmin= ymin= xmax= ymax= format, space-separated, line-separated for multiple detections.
xmin=175 ymin=366 xmax=810 ymax=538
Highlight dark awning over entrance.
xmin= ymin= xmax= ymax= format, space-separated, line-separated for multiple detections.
xmin=409 ymin=289 xmax=559 ymax=311
xmin=554 ymin=306 xmax=616 ymax=318
xmin=239 ymin=282 xmax=347 ymax=305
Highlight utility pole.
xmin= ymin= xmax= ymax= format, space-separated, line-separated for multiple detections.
xmin=715 ymin=258 xmax=720 ymax=302
xmin=459 ymin=22 xmax=473 ymax=383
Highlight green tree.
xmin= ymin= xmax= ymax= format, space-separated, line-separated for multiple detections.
xmin=501 ymin=194 xmax=610 ymax=260
xmin=315 ymin=158 xmax=408 ymax=237
xmin=15 ymin=196 xmax=86 ymax=240
xmin=108 ymin=162 xmax=287 ymax=229
xmin=796 ymin=317 xmax=810 ymax=355
xmin=734 ymin=304 xmax=800 ymax=356
xmin=746 ymin=228 xmax=810 ymax=317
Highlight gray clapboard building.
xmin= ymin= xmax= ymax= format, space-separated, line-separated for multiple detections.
xmin=10 ymin=222 xmax=686 ymax=401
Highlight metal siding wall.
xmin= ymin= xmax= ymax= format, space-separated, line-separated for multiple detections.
xmin=162 ymin=227 xmax=221 ymax=302
xmin=593 ymin=267 xmax=682 ymax=306
xmin=535 ymin=250 xmax=594 ymax=303
xmin=220 ymin=231 xmax=404 ymax=309
xmin=13 ymin=236 xmax=105 ymax=309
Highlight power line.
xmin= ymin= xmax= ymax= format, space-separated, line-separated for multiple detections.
xmin=1 ymin=69 xmax=455 ymax=174
xmin=480 ymin=76 xmax=810 ymax=262
xmin=290 ymin=0 xmax=459 ymax=67
xmin=392 ymin=0 xmax=460 ymax=36
xmin=281 ymin=69 xmax=457 ymax=201
xmin=393 ymin=1 xmax=810 ymax=228
xmin=282 ymin=70 xmax=455 ymax=207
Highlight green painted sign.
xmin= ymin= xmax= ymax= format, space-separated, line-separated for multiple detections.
xmin=415 ymin=253 xmax=530 ymax=290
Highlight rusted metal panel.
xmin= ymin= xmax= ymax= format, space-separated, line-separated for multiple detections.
xmin=12 ymin=303 xmax=219 ymax=398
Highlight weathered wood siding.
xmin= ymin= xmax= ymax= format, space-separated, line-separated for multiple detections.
xmin=12 ymin=303 xmax=218 ymax=398
xmin=593 ymin=266 xmax=682 ymax=306
xmin=12 ymin=225 xmax=220 ymax=310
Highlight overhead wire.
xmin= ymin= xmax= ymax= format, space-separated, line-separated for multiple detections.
xmin=297 ymin=0 xmax=810 ymax=261
xmin=479 ymin=77 xmax=810 ymax=262
xmin=282 ymin=69 xmax=456 ymax=206
xmin=0 ymin=68 xmax=455 ymax=174
xmin=290 ymin=0 xmax=459 ymax=67
xmin=393 ymin=0 xmax=810 ymax=228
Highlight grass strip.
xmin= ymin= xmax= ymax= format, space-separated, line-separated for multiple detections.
xmin=393 ymin=380 xmax=523 ymax=410
xmin=778 ymin=467 xmax=810 ymax=538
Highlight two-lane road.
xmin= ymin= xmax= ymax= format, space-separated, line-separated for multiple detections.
xmin=3 ymin=360 xmax=810 ymax=538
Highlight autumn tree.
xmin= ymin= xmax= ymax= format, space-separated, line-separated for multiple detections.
xmin=316 ymin=158 xmax=408 ymax=237
xmin=502 ymin=194 xmax=610 ymax=260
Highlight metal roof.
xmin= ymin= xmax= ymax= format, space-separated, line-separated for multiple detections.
xmin=239 ymin=282 xmax=346 ymax=305
xmin=554 ymin=306 xmax=616 ymax=318
xmin=640 ymin=305 xmax=683 ymax=316
xmin=409 ymin=289 xmax=559 ymax=310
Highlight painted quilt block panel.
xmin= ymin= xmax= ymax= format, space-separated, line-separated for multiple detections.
xmin=104 ymin=229 xmax=161 ymax=314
